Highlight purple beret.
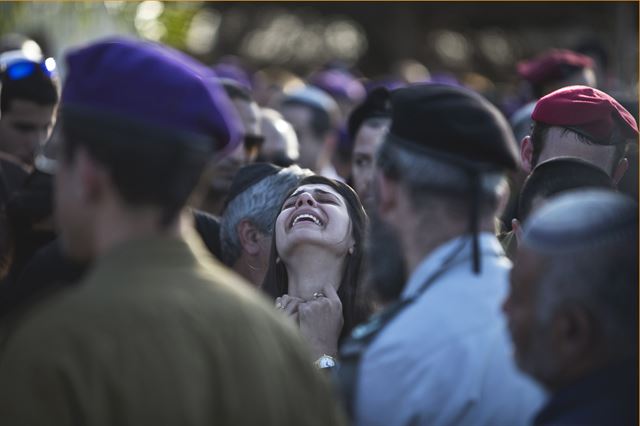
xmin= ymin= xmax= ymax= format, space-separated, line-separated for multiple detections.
xmin=309 ymin=69 xmax=366 ymax=103
xmin=61 ymin=37 xmax=242 ymax=155
xmin=365 ymin=77 xmax=406 ymax=93
xmin=428 ymin=72 xmax=463 ymax=88
xmin=517 ymin=49 xmax=593 ymax=85
xmin=212 ymin=62 xmax=252 ymax=90
xmin=532 ymin=85 xmax=638 ymax=144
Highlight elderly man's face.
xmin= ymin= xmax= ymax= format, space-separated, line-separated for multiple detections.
xmin=502 ymin=246 xmax=558 ymax=386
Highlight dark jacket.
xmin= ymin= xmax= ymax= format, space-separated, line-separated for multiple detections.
xmin=534 ymin=361 xmax=638 ymax=426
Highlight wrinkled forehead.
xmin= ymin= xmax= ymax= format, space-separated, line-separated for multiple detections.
xmin=289 ymin=183 xmax=343 ymax=200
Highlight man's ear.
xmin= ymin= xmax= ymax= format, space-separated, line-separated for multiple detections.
xmin=551 ymin=303 xmax=594 ymax=362
xmin=76 ymin=147 xmax=106 ymax=203
xmin=520 ymin=136 xmax=534 ymax=173
xmin=237 ymin=219 xmax=262 ymax=256
xmin=612 ymin=157 xmax=628 ymax=186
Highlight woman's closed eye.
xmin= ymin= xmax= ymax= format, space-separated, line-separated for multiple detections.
xmin=317 ymin=195 xmax=339 ymax=205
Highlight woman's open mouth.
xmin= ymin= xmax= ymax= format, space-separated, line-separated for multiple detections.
xmin=291 ymin=212 xmax=324 ymax=228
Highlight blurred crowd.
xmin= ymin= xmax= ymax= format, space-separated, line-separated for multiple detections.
xmin=0 ymin=31 xmax=637 ymax=426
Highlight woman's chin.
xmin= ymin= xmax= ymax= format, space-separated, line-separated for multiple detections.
xmin=279 ymin=238 xmax=349 ymax=261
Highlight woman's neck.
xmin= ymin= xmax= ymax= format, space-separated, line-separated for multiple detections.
xmin=284 ymin=247 xmax=344 ymax=301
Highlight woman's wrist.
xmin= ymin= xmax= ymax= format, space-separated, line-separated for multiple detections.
xmin=308 ymin=339 xmax=338 ymax=360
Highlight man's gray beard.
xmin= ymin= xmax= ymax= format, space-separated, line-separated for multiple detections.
xmin=364 ymin=209 xmax=407 ymax=303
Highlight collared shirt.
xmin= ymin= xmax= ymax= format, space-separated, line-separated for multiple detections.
xmin=355 ymin=233 xmax=545 ymax=426
xmin=0 ymin=233 xmax=346 ymax=426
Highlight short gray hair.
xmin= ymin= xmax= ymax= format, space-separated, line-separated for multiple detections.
xmin=533 ymin=235 xmax=637 ymax=358
xmin=376 ymin=141 xmax=506 ymax=218
xmin=220 ymin=165 xmax=312 ymax=266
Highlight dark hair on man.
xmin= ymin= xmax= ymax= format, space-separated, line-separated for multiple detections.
xmin=518 ymin=157 xmax=613 ymax=222
xmin=220 ymin=79 xmax=253 ymax=103
xmin=528 ymin=122 xmax=550 ymax=167
xmin=0 ymin=66 xmax=58 ymax=114
xmin=60 ymin=112 xmax=214 ymax=227
xmin=261 ymin=174 xmax=370 ymax=340
xmin=281 ymin=98 xmax=332 ymax=140
xmin=529 ymin=122 xmax=628 ymax=170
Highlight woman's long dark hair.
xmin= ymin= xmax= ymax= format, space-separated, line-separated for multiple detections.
xmin=262 ymin=175 xmax=369 ymax=340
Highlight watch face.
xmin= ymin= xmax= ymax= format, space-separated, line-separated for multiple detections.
xmin=316 ymin=355 xmax=336 ymax=369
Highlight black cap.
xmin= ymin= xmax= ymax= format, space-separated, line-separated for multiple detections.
xmin=224 ymin=162 xmax=282 ymax=209
xmin=384 ymin=84 xmax=520 ymax=274
xmin=386 ymin=84 xmax=520 ymax=171
xmin=347 ymin=87 xmax=391 ymax=141
xmin=518 ymin=157 xmax=613 ymax=222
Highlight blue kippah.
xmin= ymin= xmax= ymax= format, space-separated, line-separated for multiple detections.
xmin=523 ymin=189 xmax=637 ymax=253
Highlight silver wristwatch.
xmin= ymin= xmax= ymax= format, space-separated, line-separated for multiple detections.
xmin=314 ymin=354 xmax=336 ymax=369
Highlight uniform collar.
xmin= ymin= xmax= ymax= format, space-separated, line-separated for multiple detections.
xmin=402 ymin=232 xmax=505 ymax=299
xmin=86 ymin=229 xmax=211 ymax=286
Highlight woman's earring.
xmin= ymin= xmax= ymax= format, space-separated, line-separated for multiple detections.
xmin=348 ymin=247 xmax=354 ymax=255
xmin=276 ymin=256 xmax=281 ymax=264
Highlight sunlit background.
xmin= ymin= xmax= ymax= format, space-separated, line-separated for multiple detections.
xmin=0 ymin=1 xmax=637 ymax=97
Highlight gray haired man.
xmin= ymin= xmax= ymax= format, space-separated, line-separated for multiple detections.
xmin=503 ymin=189 xmax=638 ymax=425
xmin=338 ymin=84 xmax=543 ymax=426
xmin=220 ymin=163 xmax=312 ymax=287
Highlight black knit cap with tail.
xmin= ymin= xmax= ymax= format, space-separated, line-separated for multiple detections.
xmin=385 ymin=83 xmax=520 ymax=273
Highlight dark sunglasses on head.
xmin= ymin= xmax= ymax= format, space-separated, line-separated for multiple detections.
xmin=1 ymin=58 xmax=57 ymax=81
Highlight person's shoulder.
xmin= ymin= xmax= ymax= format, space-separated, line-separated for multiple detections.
xmin=163 ymin=252 xmax=302 ymax=339
xmin=193 ymin=256 xmax=268 ymax=306
xmin=0 ymin=283 xmax=99 ymax=365
xmin=366 ymin=260 xmax=511 ymax=358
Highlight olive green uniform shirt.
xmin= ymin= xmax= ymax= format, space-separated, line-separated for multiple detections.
xmin=0 ymin=234 xmax=345 ymax=426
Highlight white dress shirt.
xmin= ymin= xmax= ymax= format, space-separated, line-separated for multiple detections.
xmin=355 ymin=233 xmax=545 ymax=426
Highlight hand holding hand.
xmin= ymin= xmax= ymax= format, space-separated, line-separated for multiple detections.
xmin=298 ymin=284 xmax=343 ymax=359
xmin=275 ymin=294 xmax=305 ymax=324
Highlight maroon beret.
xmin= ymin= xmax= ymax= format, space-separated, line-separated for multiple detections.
xmin=517 ymin=49 xmax=593 ymax=84
xmin=532 ymin=85 xmax=638 ymax=145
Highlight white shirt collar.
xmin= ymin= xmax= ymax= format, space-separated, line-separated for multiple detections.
xmin=401 ymin=232 xmax=505 ymax=299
